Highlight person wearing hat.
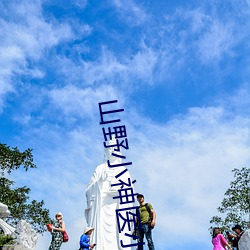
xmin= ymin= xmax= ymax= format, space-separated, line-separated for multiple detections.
xmin=230 ymin=225 xmax=244 ymax=250
xmin=48 ymin=212 xmax=66 ymax=250
xmin=79 ymin=227 xmax=96 ymax=250
xmin=134 ymin=194 xmax=156 ymax=250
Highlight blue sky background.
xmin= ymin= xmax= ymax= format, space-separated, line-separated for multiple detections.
xmin=1 ymin=0 xmax=250 ymax=249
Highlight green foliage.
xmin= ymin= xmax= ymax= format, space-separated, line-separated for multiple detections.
xmin=210 ymin=167 xmax=250 ymax=232
xmin=0 ymin=143 xmax=52 ymax=233
xmin=0 ymin=234 xmax=14 ymax=246
xmin=0 ymin=144 xmax=36 ymax=175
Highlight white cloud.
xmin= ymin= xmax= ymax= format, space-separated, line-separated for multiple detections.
xmin=124 ymin=105 xmax=250 ymax=248
xmin=13 ymin=96 xmax=250 ymax=250
xmin=0 ymin=1 xmax=74 ymax=111
xmin=0 ymin=1 xmax=73 ymax=58
xmin=112 ymin=0 xmax=148 ymax=26
xmin=223 ymin=84 xmax=250 ymax=115
xmin=188 ymin=8 xmax=210 ymax=33
xmin=196 ymin=20 xmax=235 ymax=63
xmin=159 ymin=7 xmax=240 ymax=67
xmin=127 ymin=43 xmax=158 ymax=84
xmin=48 ymin=84 xmax=123 ymax=120
xmin=81 ymin=45 xmax=158 ymax=86
xmin=73 ymin=0 xmax=87 ymax=9
xmin=81 ymin=48 xmax=127 ymax=85
xmin=2 ymin=2 xmax=250 ymax=250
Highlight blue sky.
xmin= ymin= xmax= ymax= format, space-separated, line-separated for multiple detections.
xmin=1 ymin=0 xmax=250 ymax=249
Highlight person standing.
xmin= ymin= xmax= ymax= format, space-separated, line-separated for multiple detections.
xmin=135 ymin=194 xmax=156 ymax=250
xmin=231 ymin=225 xmax=244 ymax=250
xmin=212 ymin=227 xmax=232 ymax=250
xmin=79 ymin=227 xmax=96 ymax=250
xmin=48 ymin=212 xmax=66 ymax=250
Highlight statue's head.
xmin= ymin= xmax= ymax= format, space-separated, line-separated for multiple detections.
xmin=104 ymin=138 xmax=122 ymax=165
xmin=0 ymin=202 xmax=10 ymax=218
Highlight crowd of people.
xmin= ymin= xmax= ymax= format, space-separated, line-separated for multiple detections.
xmin=47 ymin=193 xmax=156 ymax=250
xmin=47 ymin=200 xmax=246 ymax=250
xmin=212 ymin=224 xmax=245 ymax=250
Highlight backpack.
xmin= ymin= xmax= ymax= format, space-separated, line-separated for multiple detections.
xmin=145 ymin=203 xmax=154 ymax=229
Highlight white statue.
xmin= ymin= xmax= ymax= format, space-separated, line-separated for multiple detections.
xmin=0 ymin=202 xmax=15 ymax=235
xmin=239 ymin=229 xmax=250 ymax=250
xmin=85 ymin=139 xmax=135 ymax=249
xmin=0 ymin=203 xmax=37 ymax=250
xmin=13 ymin=220 xmax=38 ymax=250
xmin=0 ymin=202 xmax=11 ymax=218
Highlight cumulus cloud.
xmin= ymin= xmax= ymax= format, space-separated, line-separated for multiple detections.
xmin=12 ymin=84 xmax=250 ymax=249
xmin=128 ymin=105 xmax=250 ymax=248
xmin=17 ymin=99 xmax=249 ymax=250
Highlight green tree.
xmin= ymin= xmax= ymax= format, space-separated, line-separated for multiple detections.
xmin=0 ymin=143 xmax=52 ymax=233
xmin=210 ymin=167 xmax=250 ymax=232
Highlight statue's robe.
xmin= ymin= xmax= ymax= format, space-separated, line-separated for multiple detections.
xmin=85 ymin=162 xmax=133 ymax=250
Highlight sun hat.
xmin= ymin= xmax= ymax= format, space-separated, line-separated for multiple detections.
xmin=84 ymin=227 xmax=95 ymax=234
xmin=55 ymin=212 xmax=63 ymax=218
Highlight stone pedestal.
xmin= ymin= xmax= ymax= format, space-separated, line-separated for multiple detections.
xmin=2 ymin=246 xmax=26 ymax=250
xmin=239 ymin=229 xmax=250 ymax=250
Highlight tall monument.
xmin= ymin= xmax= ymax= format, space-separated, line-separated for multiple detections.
xmin=85 ymin=139 xmax=134 ymax=249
